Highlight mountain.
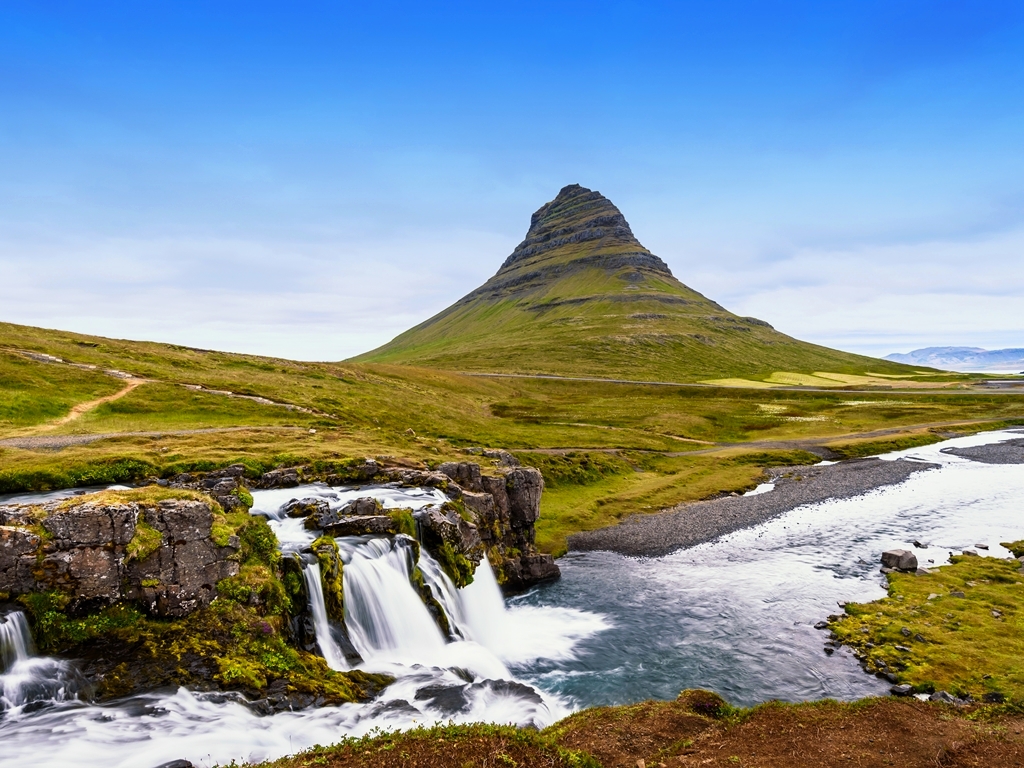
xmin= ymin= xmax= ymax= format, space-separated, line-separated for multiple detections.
xmin=355 ymin=184 xmax=913 ymax=382
xmin=885 ymin=347 xmax=1024 ymax=373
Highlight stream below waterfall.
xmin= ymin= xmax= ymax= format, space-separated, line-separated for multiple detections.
xmin=0 ymin=429 xmax=1021 ymax=767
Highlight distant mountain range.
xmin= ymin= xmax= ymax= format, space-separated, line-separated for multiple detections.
xmin=884 ymin=347 xmax=1024 ymax=373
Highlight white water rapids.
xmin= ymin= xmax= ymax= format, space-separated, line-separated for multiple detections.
xmin=0 ymin=430 xmax=1021 ymax=767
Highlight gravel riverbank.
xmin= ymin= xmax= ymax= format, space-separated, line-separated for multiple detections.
xmin=943 ymin=436 xmax=1024 ymax=465
xmin=567 ymin=457 xmax=940 ymax=557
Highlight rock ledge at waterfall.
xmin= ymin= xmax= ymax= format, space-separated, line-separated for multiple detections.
xmin=255 ymin=457 xmax=560 ymax=592
xmin=0 ymin=491 xmax=239 ymax=617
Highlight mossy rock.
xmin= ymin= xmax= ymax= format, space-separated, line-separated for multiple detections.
xmin=312 ymin=536 xmax=345 ymax=623
xmin=433 ymin=540 xmax=476 ymax=588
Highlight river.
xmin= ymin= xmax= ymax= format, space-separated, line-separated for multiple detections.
xmin=0 ymin=429 xmax=1020 ymax=767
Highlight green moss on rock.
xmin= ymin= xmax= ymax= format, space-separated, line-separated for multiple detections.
xmin=311 ymin=535 xmax=345 ymax=623
xmin=125 ymin=516 xmax=163 ymax=563
xmin=435 ymin=540 xmax=475 ymax=588
xmin=387 ymin=507 xmax=417 ymax=538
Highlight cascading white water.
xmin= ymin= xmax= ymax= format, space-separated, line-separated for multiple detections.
xmin=342 ymin=538 xmax=447 ymax=660
xmin=416 ymin=546 xmax=470 ymax=637
xmin=0 ymin=611 xmax=82 ymax=713
xmin=0 ymin=481 xmax=599 ymax=766
xmin=301 ymin=563 xmax=350 ymax=671
xmin=456 ymin=557 xmax=510 ymax=648
xmin=0 ymin=611 xmax=34 ymax=671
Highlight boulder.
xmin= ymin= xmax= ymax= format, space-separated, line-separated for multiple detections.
xmin=881 ymin=549 xmax=918 ymax=572
xmin=481 ymin=449 xmax=520 ymax=467
xmin=304 ymin=497 xmax=383 ymax=531
xmin=438 ymin=462 xmax=484 ymax=493
xmin=260 ymin=468 xmax=300 ymax=488
xmin=283 ymin=497 xmax=331 ymax=519
xmin=168 ymin=465 xmax=252 ymax=512
xmin=322 ymin=515 xmax=398 ymax=537
xmin=416 ymin=503 xmax=484 ymax=568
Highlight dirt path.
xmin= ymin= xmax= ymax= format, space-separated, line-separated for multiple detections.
xmin=52 ymin=378 xmax=145 ymax=427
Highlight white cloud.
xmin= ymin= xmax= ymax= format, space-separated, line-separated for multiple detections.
xmin=0 ymin=229 xmax=511 ymax=360
xmin=695 ymin=227 xmax=1024 ymax=355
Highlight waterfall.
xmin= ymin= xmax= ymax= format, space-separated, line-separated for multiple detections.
xmin=455 ymin=557 xmax=510 ymax=650
xmin=342 ymin=538 xmax=447 ymax=660
xmin=301 ymin=564 xmax=350 ymax=671
xmin=1 ymin=610 xmax=83 ymax=712
xmin=0 ymin=611 xmax=34 ymax=672
xmin=416 ymin=547 xmax=469 ymax=638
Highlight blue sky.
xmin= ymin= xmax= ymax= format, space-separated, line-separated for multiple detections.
xmin=2 ymin=1 xmax=1023 ymax=360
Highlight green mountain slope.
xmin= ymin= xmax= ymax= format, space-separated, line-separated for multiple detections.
xmin=354 ymin=184 xmax=912 ymax=382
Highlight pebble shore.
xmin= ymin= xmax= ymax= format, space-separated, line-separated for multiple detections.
xmin=568 ymin=457 xmax=938 ymax=557
xmin=569 ymin=435 xmax=1024 ymax=557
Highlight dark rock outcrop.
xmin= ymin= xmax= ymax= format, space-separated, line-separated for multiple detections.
xmin=435 ymin=462 xmax=558 ymax=591
xmin=165 ymin=464 xmax=250 ymax=512
xmin=0 ymin=497 xmax=239 ymax=617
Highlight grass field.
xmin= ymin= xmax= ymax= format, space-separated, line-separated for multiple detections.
xmin=2 ymin=320 xmax=1022 ymax=553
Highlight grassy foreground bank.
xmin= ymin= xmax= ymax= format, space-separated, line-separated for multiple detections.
xmin=233 ymin=694 xmax=1024 ymax=767
xmin=830 ymin=545 xmax=1024 ymax=703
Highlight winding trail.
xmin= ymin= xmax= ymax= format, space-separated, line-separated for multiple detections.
xmin=50 ymin=378 xmax=146 ymax=428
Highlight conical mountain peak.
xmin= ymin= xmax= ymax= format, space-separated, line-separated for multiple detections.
xmin=499 ymin=184 xmax=671 ymax=276
xmin=355 ymin=185 xmax=892 ymax=382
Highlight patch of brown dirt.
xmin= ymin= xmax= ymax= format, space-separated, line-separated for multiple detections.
xmin=551 ymin=698 xmax=715 ymax=767
xmin=664 ymin=700 xmax=1024 ymax=768
xmin=252 ymin=698 xmax=1024 ymax=768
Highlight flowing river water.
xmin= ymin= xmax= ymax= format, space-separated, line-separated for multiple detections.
xmin=0 ymin=429 xmax=1021 ymax=767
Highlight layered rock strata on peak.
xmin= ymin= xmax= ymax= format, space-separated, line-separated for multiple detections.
xmin=498 ymin=183 xmax=671 ymax=276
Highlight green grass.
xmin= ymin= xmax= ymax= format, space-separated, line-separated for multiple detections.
xmin=825 ymin=433 xmax=947 ymax=459
xmin=232 ymin=722 xmax=601 ymax=768
xmin=0 ymin=348 xmax=124 ymax=429
xmin=527 ymin=450 xmax=814 ymax=555
xmin=830 ymin=553 xmax=1024 ymax=701
xmin=2 ymin=320 xmax=1022 ymax=554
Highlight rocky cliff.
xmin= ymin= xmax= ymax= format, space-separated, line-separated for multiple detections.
xmin=0 ymin=492 xmax=239 ymax=617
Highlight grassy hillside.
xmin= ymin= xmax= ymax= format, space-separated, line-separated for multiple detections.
xmin=355 ymin=184 xmax=919 ymax=382
xmin=2 ymin=320 xmax=1021 ymax=554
